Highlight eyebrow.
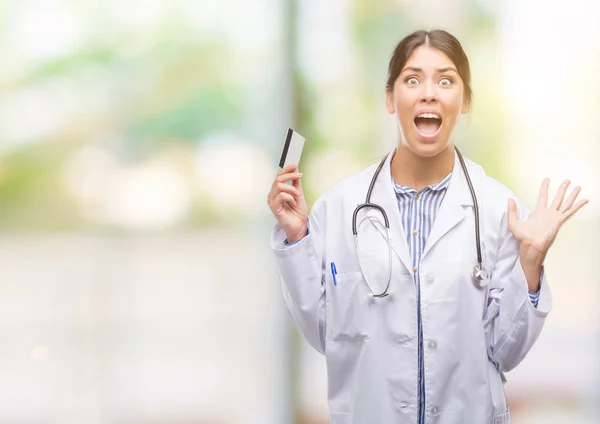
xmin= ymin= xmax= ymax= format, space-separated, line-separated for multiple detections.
xmin=401 ymin=66 xmax=458 ymax=74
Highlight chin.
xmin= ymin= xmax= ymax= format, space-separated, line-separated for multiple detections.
xmin=402 ymin=136 xmax=452 ymax=158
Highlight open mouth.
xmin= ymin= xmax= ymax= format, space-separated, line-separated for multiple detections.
xmin=414 ymin=112 xmax=442 ymax=136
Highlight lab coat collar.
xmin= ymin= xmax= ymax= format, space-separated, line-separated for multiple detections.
xmin=421 ymin=147 xmax=476 ymax=260
xmin=363 ymin=150 xmax=412 ymax=274
xmin=448 ymin=148 xmax=476 ymax=207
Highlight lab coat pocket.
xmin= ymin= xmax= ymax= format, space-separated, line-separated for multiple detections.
xmin=330 ymin=412 xmax=353 ymax=424
xmin=326 ymin=271 xmax=370 ymax=342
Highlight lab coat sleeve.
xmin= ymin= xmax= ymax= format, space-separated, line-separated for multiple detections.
xmin=483 ymin=199 xmax=552 ymax=373
xmin=270 ymin=200 xmax=327 ymax=355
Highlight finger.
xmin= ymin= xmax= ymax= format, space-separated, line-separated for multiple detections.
xmin=536 ymin=178 xmax=550 ymax=211
xmin=560 ymin=186 xmax=581 ymax=212
xmin=267 ymin=185 xmax=277 ymax=205
xmin=276 ymin=172 xmax=303 ymax=184
xmin=277 ymin=164 xmax=297 ymax=176
xmin=292 ymin=173 xmax=303 ymax=191
xmin=277 ymin=182 xmax=302 ymax=198
xmin=276 ymin=192 xmax=297 ymax=207
xmin=507 ymin=198 xmax=518 ymax=233
xmin=550 ymin=179 xmax=570 ymax=210
xmin=268 ymin=179 xmax=299 ymax=206
xmin=561 ymin=199 xmax=589 ymax=223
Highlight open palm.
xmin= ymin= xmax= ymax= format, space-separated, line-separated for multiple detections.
xmin=508 ymin=178 xmax=588 ymax=259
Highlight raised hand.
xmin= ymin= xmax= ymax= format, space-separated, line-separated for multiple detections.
xmin=508 ymin=178 xmax=588 ymax=264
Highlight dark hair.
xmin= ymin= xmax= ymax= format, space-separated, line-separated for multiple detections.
xmin=386 ymin=29 xmax=472 ymax=106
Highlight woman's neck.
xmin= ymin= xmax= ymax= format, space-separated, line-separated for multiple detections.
xmin=391 ymin=144 xmax=455 ymax=191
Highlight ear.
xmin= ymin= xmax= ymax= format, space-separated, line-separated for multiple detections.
xmin=385 ymin=89 xmax=395 ymax=114
xmin=461 ymin=97 xmax=471 ymax=114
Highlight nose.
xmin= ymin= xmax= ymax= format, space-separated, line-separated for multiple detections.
xmin=420 ymin=82 xmax=438 ymax=103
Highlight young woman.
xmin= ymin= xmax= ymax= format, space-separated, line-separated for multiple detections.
xmin=267 ymin=29 xmax=587 ymax=424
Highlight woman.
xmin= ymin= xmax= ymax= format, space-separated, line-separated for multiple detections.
xmin=267 ymin=29 xmax=587 ymax=424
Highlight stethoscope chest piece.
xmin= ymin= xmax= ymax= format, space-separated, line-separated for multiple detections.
xmin=471 ymin=263 xmax=489 ymax=288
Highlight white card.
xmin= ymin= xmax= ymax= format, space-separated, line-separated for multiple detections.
xmin=279 ymin=128 xmax=306 ymax=169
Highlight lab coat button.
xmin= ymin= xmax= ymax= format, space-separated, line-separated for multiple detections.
xmin=396 ymin=335 xmax=411 ymax=345
xmin=398 ymin=401 xmax=410 ymax=410
xmin=426 ymin=274 xmax=434 ymax=284
xmin=430 ymin=405 xmax=439 ymax=416
xmin=427 ymin=340 xmax=438 ymax=350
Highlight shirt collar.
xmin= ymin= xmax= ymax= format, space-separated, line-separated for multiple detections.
xmin=392 ymin=172 xmax=452 ymax=195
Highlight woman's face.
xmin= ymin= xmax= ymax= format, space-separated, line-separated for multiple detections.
xmin=385 ymin=45 xmax=470 ymax=158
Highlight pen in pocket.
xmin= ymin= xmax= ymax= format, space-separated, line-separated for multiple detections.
xmin=330 ymin=262 xmax=338 ymax=286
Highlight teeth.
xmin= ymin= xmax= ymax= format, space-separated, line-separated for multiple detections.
xmin=417 ymin=113 xmax=441 ymax=119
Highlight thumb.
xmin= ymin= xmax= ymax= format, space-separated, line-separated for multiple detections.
xmin=507 ymin=198 xmax=518 ymax=233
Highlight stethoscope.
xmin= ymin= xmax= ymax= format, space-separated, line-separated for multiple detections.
xmin=352 ymin=146 xmax=488 ymax=298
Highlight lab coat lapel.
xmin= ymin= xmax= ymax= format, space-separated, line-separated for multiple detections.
xmin=364 ymin=151 xmax=413 ymax=274
xmin=421 ymin=149 xmax=474 ymax=261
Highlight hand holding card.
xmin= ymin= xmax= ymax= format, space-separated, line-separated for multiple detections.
xmin=268 ymin=128 xmax=309 ymax=243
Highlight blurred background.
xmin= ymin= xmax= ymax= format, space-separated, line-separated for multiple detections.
xmin=0 ymin=0 xmax=598 ymax=423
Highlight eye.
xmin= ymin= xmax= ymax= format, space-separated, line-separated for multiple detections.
xmin=439 ymin=77 xmax=453 ymax=87
xmin=406 ymin=76 xmax=419 ymax=85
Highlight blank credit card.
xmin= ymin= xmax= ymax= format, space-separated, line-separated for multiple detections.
xmin=279 ymin=128 xmax=306 ymax=169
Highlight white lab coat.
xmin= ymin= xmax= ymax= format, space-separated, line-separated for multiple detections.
xmin=271 ymin=149 xmax=551 ymax=424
